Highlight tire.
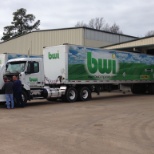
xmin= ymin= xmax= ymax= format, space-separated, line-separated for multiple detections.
xmin=65 ymin=87 xmax=78 ymax=102
xmin=78 ymin=87 xmax=91 ymax=101
xmin=148 ymin=84 xmax=154 ymax=94
xmin=21 ymin=90 xmax=28 ymax=105
xmin=131 ymin=84 xmax=146 ymax=94
xmin=14 ymin=90 xmax=28 ymax=107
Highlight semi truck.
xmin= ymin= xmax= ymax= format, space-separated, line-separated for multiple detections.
xmin=0 ymin=53 xmax=40 ymax=102
xmin=1 ymin=44 xmax=154 ymax=103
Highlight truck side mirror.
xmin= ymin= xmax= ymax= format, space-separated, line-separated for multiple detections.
xmin=25 ymin=71 xmax=31 ymax=74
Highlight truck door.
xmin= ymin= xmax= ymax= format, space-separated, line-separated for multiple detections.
xmin=25 ymin=60 xmax=44 ymax=88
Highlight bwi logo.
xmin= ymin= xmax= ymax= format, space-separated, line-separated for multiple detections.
xmin=29 ymin=77 xmax=38 ymax=82
xmin=48 ymin=52 xmax=59 ymax=59
xmin=86 ymin=52 xmax=118 ymax=76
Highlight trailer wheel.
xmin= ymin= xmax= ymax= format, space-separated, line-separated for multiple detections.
xmin=65 ymin=87 xmax=78 ymax=102
xmin=78 ymin=87 xmax=91 ymax=101
xmin=148 ymin=84 xmax=154 ymax=94
xmin=131 ymin=84 xmax=146 ymax=94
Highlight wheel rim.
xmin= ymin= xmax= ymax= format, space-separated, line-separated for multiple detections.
xmin=22 ymin=94 xmax=25 ymax=101
xmin=82 ymin=90 xmax=89 ymax=99
xmin=69 ymin=90 xmax=76 ymax=100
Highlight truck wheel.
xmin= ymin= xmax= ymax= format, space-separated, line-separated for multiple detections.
xmin=131 ymin=84 xmax=146 ymax=94
xmin=65 ymin=87 xmax=78 ymax=102
xmin=21 ymin=90 xmax=28 ymax=105
xmin=148 ymin=84 xmax=154 ymax=94
xmin=131 ymin=84 xmax=138 ymax=94
xmin=78 ymin=87 xmax=91 ymax=101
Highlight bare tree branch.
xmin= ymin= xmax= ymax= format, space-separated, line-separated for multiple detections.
xmin=145 ymin=30 xmax=154 ymax=37
xmin=75 ymin=17 xmax=123 ymax=34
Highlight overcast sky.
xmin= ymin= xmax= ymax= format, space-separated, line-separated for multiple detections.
xmin=0 ymin=0 xmax=154 ymax=39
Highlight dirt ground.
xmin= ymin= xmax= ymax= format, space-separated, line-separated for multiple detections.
xmin=0 ymin=92 xmax=154 ymax=154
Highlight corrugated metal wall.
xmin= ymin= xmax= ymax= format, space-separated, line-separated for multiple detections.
xmin=84 ymin=29 xmax=135 ymax=48
xmin=0 ymin=28 xmax=84 ymax=55
xmin=0 ymin=27 xmax=136 ymax=55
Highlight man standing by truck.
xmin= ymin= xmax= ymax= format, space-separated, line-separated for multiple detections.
xmin=12 ymin=75 xmax=24 ymax=107
xmin=2 ymin=77 xmax=14 ymax=109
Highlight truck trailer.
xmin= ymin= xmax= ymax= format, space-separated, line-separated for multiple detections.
xmin=1 ymin=45 xmax=154 ymax=103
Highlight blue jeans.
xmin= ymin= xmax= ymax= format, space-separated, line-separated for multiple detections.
xmin=5 ymin=94 xmax=14 ymax=109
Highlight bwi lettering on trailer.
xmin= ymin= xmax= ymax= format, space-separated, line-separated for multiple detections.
xmin=86 ymin=52 xmax=117 ymax=75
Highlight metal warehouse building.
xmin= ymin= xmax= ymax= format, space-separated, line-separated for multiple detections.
xmin=104 ymin=35 xmax=154 ymax=55
xmin=0 ymin=27 xmax=136 ymax=55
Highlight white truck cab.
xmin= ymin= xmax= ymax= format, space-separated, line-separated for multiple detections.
xmin=4 ymin=57 xmax=45 ymax=102
xmin=6 ymin=58 xmax=44 ymax=88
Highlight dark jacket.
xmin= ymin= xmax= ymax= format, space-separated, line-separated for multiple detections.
xmin=13 ymin=80 xmax=22 ymax=93
xmin=2 ymin=81 xmax=14 ymax=94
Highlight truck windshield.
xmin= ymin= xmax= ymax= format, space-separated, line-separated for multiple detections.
xmin=6 ymin=61 xmax=26 ymax=73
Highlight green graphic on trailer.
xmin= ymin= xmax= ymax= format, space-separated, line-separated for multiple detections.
xmin=68 ymin=46 xmax=154 ymax=81
xmin=87 ymin=52 xmax=117 ymax=74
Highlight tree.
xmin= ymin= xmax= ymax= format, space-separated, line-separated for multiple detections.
xmin=75 ymin=17 xmax=123 ymax=34
xmin=88 ymin=17 xmax=105 ymax=30
xmin=1 ymin=8 xmax=40 ymax=41
xmin=1 ymin=26 xmax=14 ymax=41
xmin=102 ymin=23 xmax=110 ymax=31
xmin=145 ymin=30 xmax=154 ymax=37
xmin=75 ymin=21 xmax=87 ymax=27
xmin=109 ymin=23 xmax=122 ymax=34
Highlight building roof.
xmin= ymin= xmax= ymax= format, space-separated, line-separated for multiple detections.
xmin=103 ymin=35 xmax=154 ymax=50
xmin=0 ymin=26 xmax=137 ymax=44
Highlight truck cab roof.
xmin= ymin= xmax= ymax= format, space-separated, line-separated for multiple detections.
xmin=7 ymin=57 xmax=43 ymax=62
